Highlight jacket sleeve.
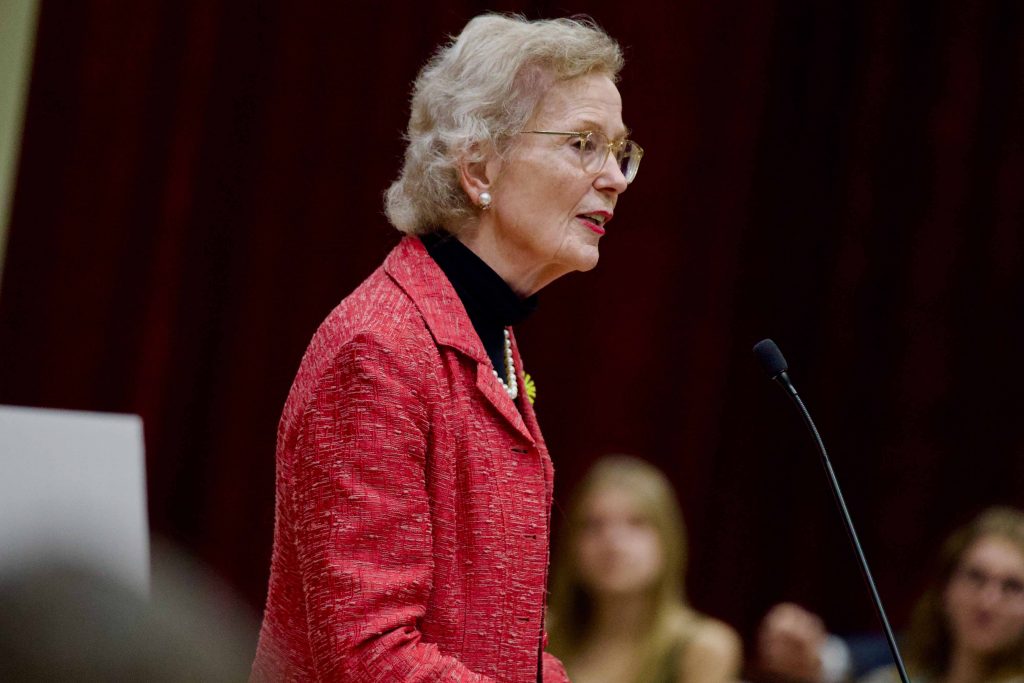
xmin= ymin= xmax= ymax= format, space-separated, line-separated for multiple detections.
xmin=542 ymin=652 xmax=571 ymax=682
xmin=289 ymin=333 xmax=494 ymax=682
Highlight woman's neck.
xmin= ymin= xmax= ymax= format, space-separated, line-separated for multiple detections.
xmin=587 ymin=592 xmax=654 ymax=641
xmin=945 ymin=645 xmax=986 ymax=683
xmin=452 ymin=222 xmax=567 ymax=297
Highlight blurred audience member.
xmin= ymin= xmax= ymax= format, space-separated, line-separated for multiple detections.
xmin=547 ymin=455 xmax=742 ymax=683
xmin=756 ymin=602 xmax=864 ymax=682
xmin=756 ymin=506 xmax=1024 ymax=683
xmin=0 ymin=540 xmax=256 ymax=682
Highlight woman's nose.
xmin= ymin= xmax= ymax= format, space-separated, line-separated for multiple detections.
xmin=979 ymin=580 xmax=1004 ymax=607
xmin=595 ymin=153 xmax=628 ymax=194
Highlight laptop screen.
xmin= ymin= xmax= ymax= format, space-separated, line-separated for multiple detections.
xmin=0 ymin=405 xmax=149 ymax=593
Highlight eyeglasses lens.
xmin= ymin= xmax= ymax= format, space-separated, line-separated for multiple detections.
xmin=577 ymin=133 xmax=605 ymax=174
xmin=618 ymin=143 xmax=641 ymax=183
xmin=577 ymin=132 xmax=643 ymax=184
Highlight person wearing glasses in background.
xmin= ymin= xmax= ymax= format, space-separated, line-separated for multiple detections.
xmin=757 ymin=507 xmax=1024 ymax=683
xmin=251 ymin=13 xmax=643 ymax=683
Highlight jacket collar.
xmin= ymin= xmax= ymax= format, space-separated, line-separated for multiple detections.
xmin=384 ymin=236 xmax=489 ymax=364
xmin=384 ymin=236 xmax=537 ymax=444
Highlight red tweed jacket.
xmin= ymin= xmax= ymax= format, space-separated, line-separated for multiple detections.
xmin=252 ymin=237 xmax=570 ymax=682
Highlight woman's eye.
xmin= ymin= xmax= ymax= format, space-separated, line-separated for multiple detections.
xmin=626 ymin=515 xmax=649 ymax=528
xmin=965 ymin=567 xmax=987 ymax=586
xmin=567 ymin=135 xmax=593 ymax=152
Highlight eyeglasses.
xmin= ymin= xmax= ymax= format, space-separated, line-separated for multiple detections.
xmin=954 ymin=565 xmax=1024 ymax=601
xmin=520 ymin=130 xmax=644 ymax=184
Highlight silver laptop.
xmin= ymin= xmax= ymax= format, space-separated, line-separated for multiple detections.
xmin=0 ymin=405 xmax=149 ymax=592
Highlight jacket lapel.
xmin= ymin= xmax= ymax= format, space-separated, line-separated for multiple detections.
xmin=385 ymin=237 xmax=535 ymax=444
xmin=510 ymin=331 xmax=554 ymax=505
xmin=474 ymin=363 xmax=533 ymax=444
xmin=509 ymin=331 xmax=544 ymax=448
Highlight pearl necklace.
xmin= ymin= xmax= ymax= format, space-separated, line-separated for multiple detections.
xmin=492 ymin=328 xmax=518 ymax=400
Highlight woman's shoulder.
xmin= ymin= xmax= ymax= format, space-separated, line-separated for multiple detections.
xmin=331 ymin=264 xmax=424 ymax=338
xmin=308 ymin=264 xmax=434 ymax=361
xmin=856 ymin=665 xmax=906 ymax=683
xmin=280 ymin=265 xmax=435 ymax=420
xmin=856 ymin=663 xmax=1024 ymax=683
xmin=685 ymin=615 xmax=742 ymax=658
xmin=676 ymin=613 xmax=743 ymax=681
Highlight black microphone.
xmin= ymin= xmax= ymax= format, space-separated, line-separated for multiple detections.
xmin=752 ymin=338 xmax=910 ymax=683
xmin=752 ymin=339 xmax=796 ymax=397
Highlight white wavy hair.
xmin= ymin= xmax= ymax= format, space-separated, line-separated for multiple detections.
xmin=384 ymin=14 xmax=624 ymax=235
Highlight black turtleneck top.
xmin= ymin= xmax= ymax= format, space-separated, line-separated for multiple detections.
xmin=420 ymin=231 xmax=538 ymax=377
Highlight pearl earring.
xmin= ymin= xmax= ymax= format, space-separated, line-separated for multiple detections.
xmin=479 ymin=191 xmax=492 ymax=209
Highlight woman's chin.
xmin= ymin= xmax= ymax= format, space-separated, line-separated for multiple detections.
xmin=955 ymin=625 xmax=1019 ymax=656
xmin=586 ymin=576 xmax=657 ymax=598
xmin=570 ymin=245 xmax=601 ymax=273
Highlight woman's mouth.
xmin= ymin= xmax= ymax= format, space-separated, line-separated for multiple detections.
xmin=577 ymin=211 xmax=612 ymax=235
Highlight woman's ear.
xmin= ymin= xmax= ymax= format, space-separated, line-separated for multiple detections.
xmin=457 ymin=145 xmax=501 ymax=208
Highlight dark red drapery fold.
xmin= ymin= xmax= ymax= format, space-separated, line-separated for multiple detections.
xmin=2 ymin=0 xmax=1022 ymax=642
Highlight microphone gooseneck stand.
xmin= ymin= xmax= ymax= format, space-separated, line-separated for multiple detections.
xmin=752 ymin=339 xmax=910 ymax=683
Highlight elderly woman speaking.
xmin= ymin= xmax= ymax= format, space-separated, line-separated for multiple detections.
xmin=252 ymin=13 xmax=642 ymax=682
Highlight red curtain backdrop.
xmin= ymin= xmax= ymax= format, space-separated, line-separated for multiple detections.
xmin=2 ymin=0 xmax=1023 ymax=646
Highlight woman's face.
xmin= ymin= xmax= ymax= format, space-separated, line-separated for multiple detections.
xmin=479 ymin=72 xmax=629 ymax=295
xmin=944 ymin=534 xmax=1024 ymax=655
xmin=574 ymin=485 xmax=664 ymax=598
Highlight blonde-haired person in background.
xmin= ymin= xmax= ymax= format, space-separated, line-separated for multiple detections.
xmin=252 ymin=13 xmax=643 ymax=682
xmin=547 ymin=455 xmax=742 ymax=683
xmin=757 ymin=507 xmax=1024 ymax=683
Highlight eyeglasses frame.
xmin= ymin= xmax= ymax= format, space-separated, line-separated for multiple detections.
xmin=519 ymin=130 xmax=644 ymax=183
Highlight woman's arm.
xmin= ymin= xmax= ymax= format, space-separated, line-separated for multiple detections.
xmin=290 ymin=333 xmax=492 ymax=682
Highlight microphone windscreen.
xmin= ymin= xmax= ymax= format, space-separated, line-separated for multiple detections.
xmin=752 ymin=338 xmax=788 ymax=378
